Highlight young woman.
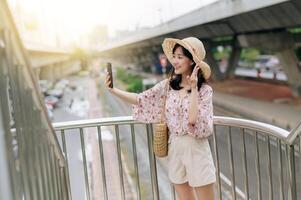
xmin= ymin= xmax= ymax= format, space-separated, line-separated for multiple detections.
xmin=104 ymin=37 xmax=216 ymax=200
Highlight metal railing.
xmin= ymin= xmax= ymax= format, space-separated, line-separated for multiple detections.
xmin=53 ymin=117 xmax=161 ymax=200
xmin=0 ymin=0 xmax=70 ymax=199
xmin=53 ymin=116 xmax=301 ymax=200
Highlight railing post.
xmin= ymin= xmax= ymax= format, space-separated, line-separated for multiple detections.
xmin=266 ymin=135 xmax=273 ymax=200
xmin=60 ymin=130 xmax=72 ymax=199
xmin=277 ymin=139 xmax=284 ymax=200
xmin=299 ymin=136 xmax=301 ymax=198
xmin=287 ymin=144 xmax=297 ymax=200
xmin=0 ymin=30 xmax=15 ymax=200
xmin=80 ymin=128 xmax=91 ymax=200
xmin=227 ymin=127 xmax=236 ymax=200
xmin=146 ymin=124 xmax=160 ymax=200
xmin=240 ymin=128 xmax=249 ymax=199
xmin=213 ymin=125 xmax=222 ymax=199
xmin=255 ymin=132 xmax=262 ymax=200
xmin=130 ymin=124 xmax=141 ymax=200
xmin=96 ymin=126 xmax=108 ymax=200
xmin=114 ymin=125 xmax=125 ymax=200
xmin=0 ymin=101 xmax=14 ymax=200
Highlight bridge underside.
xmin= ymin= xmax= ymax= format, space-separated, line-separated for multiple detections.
xmin=99 ymin=0 xmax=301 ymax=96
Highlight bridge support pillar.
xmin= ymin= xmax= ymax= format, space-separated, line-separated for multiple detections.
xmin=34 ymin=68 xmax=41 ymax=81
xmin=40 ymin=65 xmax=55 ymax=82
xmin=151 ymin=51 xmax=163 ymax=74
xmin=224 ymin=38 xmax=242 ymax=79
xmin=53 ymin=64 xmax=61 ymax=81
xmin=276 ymin=49 xmax=301 ymax=97
xmin=144 ymin=53 xmax=157 ymax=73
xmin=204 ymin=41 xmax=223 ymax=81
xmin=134 ymin=50 xmax=160 ymax=74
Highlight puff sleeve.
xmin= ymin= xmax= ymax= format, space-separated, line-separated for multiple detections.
xmin=132 ymin=79 xmax=168 ymax=123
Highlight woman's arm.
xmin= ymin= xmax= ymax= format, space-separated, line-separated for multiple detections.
xmin=187 ymin=65 xmax=201 ymax=125
xmin=109 ymin=88 xmax=138 ymax=105
xmin=104 ymin=71 xmax=138 ymax=105
xmin=186 ymin=85 xmax=213 ymax=137
xmin=188 ymin=87 xmax=198 ymax=125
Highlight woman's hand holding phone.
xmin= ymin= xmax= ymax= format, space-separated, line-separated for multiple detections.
xmin=103 ymin=63 xmax=138 ymax=104
xmin=104 ymin=63 xmax=114 ymax=91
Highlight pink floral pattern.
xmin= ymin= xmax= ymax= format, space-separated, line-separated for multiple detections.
xmin=132 ymin=79 xmax=213 ymax=139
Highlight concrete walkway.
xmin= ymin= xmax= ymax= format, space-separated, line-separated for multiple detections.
xmin=211 ymin=79 xmax=301 ymax=130
xmin=87 ymin=78 xmax=135 ymax=200
xmin=213 ymin=91 xmax=301 ymax=130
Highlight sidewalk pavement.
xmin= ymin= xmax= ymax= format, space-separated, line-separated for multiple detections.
xmin=213 ymin=92 xmax=301 ymax=130
xmin=86 ymin=78 xmax=135 ymax=200
xmin=211 ymin=79 xmax=301 ymax=130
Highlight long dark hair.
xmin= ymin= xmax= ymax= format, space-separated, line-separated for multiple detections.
xmin=168 ymin=43 xmax=206 ymax=92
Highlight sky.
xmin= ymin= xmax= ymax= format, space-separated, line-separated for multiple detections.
xmin=8 ymin=0 xmax=218 ymax=45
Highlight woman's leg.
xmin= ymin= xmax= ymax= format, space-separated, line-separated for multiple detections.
xmin=174 ymin=182 xmax=196 ymax=200
xmin=194 ymin=183 xmax=215 ymax=200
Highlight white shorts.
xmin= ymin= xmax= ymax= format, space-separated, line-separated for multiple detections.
xmin=167 ymin=134 xmax=216 ymax=187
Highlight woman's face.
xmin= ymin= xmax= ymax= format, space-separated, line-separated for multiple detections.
xmin=172 ymin=46 xmax=193 ymax=75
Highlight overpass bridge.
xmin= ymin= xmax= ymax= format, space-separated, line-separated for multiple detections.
xmin=26 ymin=44 xmax=81 ymax=82
xmin=98 ymin=0 xmax=301 ymax=97
xmin=1 ymin=27 xmax=82 ymax=82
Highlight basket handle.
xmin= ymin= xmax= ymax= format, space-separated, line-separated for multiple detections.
xmin=160 ymin=79 xmax=170 ymax=123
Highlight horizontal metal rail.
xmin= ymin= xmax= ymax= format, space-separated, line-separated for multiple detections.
xmin=54 ymin=116 xmax=292 ymax=142
xmin=53 ymin=116 xmax=140 ymax=130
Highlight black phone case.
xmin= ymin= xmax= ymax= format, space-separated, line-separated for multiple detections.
xmin=106 ymin=63 xmax=113 ymax=88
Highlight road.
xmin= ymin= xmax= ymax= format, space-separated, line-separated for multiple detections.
xmin=52 ymin=75 xmax=91 ymax=200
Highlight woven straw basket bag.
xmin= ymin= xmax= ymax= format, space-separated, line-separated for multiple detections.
xmin=153 ymin=80 xmax=169 ymax=157
xmin=153 ymin=123 xmax=168 ymax=157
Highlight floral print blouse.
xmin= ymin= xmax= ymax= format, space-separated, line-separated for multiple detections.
xmin=132 ymin=79 xmax=213 ymax=140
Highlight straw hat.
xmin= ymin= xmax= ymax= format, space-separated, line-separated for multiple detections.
xmin=162 ymin=37 xmax=211 ymax=79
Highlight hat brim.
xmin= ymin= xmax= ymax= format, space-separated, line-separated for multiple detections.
xmin=162 ymin=38 xmax=211 ymax=79
xmin=162 ymin=38 xmax=193 ymax=64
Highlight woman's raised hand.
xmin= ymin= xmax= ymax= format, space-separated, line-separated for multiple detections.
xmin=186 ymin=64 xmax=200 ymax=89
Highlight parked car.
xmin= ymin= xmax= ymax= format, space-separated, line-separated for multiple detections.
xmin=55 ymin=79 xmax=69 ymax=90
xmin=44 ymin=96 xmax=59 ymax=108
xmin=45 ymin=103 xmax=54 ymax=112
xmin=46 ymin=89 xmax=64 ymax=98
xmin=69 ymin=82 xmax=77 ymax=90
xmin=254 ymin=55 xmax=282 ymax=72
xmin=38 ymin=80 xmax=53 ymax=95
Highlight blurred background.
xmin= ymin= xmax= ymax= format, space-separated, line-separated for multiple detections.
xmin=1 ymin=0 xmax=301 ymax=199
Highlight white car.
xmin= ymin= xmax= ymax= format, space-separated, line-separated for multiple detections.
xmin=55 ymin=79 xmax=69 ymax=89
xmin=46 ymin=89 xmax=64 ymax=98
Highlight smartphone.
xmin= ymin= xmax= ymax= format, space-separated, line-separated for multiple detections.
xmin=106 ymin=62 xmax=113 ymax=88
